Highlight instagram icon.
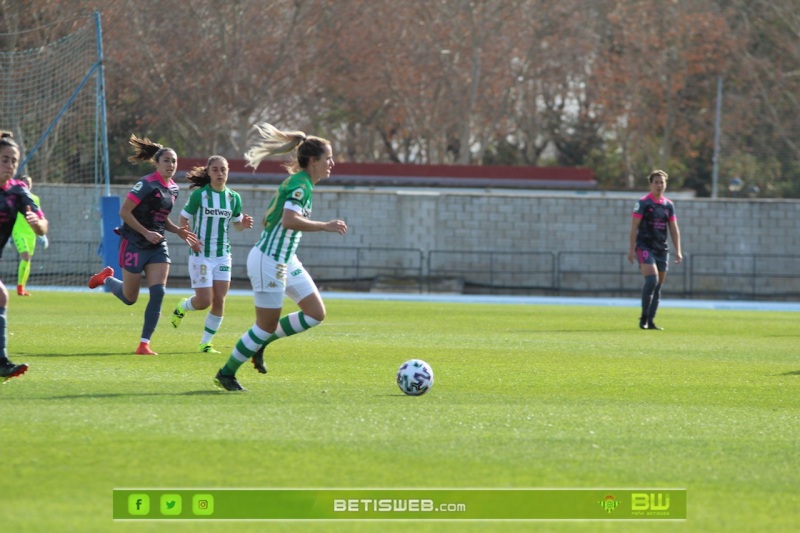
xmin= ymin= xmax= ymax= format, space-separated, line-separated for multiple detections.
xmin=192 ymin=494 xmax=214 ymax=516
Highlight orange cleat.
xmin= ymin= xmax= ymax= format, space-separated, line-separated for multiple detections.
xmin=135 ymin=342 xmax=158 ymax=355
xmin=88 ymin=266 xmax=114 ymax=289
xmin=16 ymin=285 xmax=30 ymax=296
xmin=0 ymin=360 xmax=28 ymax=382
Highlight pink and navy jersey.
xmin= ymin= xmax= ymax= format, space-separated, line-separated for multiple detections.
xmin=0 ymin=178 xmax=44 ymax=259
xmin=118 ymin=171 xmax=179 ymax=249
xmin=632 ymin=193 xmax=676 ymax=253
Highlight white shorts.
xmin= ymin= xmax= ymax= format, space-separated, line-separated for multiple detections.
xmin=188 ymin=255 xmax=232 ymax=288
xmin=246 ymin=247 xmax=317 ymax=309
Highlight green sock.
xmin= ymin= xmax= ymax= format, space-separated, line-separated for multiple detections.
xmin=220 ymin=324 xmax=272 ymax=376
xmin=221 ymin=358 xmax=243 ymax=376
xmin=18 ymin=259 xmax=31 ymax=287
xmin=265 ymin=312 xmax=321 ymax=346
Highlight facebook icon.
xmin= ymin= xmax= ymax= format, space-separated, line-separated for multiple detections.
xmin=128 ymin=494 xmax=150 ymax=515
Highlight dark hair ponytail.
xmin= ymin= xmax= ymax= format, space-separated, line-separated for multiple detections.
xmin=0 ymin=130 xmax=19 ymax=150
xmin=128 ymin=134 xmax=175 ymax=165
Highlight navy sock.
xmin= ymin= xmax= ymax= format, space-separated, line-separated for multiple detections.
xmin=141 ymin=284 xmax=166 ymax=340
xmin=641 ymin=275 xmax=657 ymax=319
xmin=649 ymin=283 xmax=663 ymax=322
xmin=106 ymin=277 xmax=134 ymax=305
xmin=0 ymin=307 xmax=6 ymax=358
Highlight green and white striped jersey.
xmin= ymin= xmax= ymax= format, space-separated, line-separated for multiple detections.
xmin=256 ymin=170 xmax=314 ymax=262
xmin=181 ymin=185 xmax=243 ymax=257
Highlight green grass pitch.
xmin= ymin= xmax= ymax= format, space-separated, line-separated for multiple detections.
xmin=1 ymin=291 xmax=799 ymax=532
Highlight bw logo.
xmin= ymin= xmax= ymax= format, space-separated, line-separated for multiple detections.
xmin=631 ymin=493 xmax=670 ymax=511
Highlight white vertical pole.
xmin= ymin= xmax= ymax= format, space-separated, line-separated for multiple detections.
xmin=711 ymin=76 xmax=723 ymax=198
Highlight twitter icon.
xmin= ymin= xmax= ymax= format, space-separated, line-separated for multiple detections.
xmin=160 ymin=494 xmax=182 ymax=516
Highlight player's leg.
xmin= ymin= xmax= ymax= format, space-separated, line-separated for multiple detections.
xmin=173 ymin=256 xmax=213 ymax=328
xmin=198 ymin=279 xmax=229 ymax=353
xmin=214 ymin=248 xmax=281 ymax=390
xmin=89 ymin=238 xmax=140 ymax=305
xmin=270 ymin=259 xmax=325 ymax=342
xmin=16 ymin=242 xmax=33 ymax=295
xmin=647 ymin=259 xmax=669 ymax=330
xmin=214 ymin=304 xmax=279 ymax=391
xmin=0 ymin=279 xmax=28 ymax=381
xmin=171 ymin=286 xmax=211 ymax=328
xmin=249 ymin=261 xmax=324 ymax=374
xmin=637 ymin=248 xmax=658 ymax=329
xmin=170 ymin=255 xmax=211 ymax=328
xmin=136 ymin=261 xmax=169 ymax=355
xmin=267 ymin=289 xmax=325 ymax=345
xmin=196 ymin=258 xmax=231 ymax=352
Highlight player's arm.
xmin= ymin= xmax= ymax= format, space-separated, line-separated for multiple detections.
xmin=120 ymin=197 xmax=159 ymax=243
xmin=669 ymin=219 xmax=682 ymax=264
xmin=164 ymin=216 xmax=198 ymax=248
xmin=21 ymin=189 xmax=48 ymax=236
xmin=627 ymin=217 xmax=641 ymax=263
xmin=24 ymin=206 xmax=48 ymax=236
xmin=177 ymin=213 xmax=203 ymax=252
xmin=232 ymin=213 xmax=254 ymax=231
xmin=230 ymin=195 xmax=253 ymax=231
xmin=282 ymin=207 xmax=347 ymax=235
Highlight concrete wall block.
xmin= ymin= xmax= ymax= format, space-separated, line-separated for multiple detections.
xmin=32 ymin=185 xmax=800 ymax=294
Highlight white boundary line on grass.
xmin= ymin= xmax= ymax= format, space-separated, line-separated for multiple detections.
xmin=68 ymin=285 xmax=800 ymax=312
xmin=315 ymin=291 xmax=800 ymax=312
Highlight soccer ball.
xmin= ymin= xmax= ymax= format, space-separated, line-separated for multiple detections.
xmin=396 ymin=359 xmax=434 ymax=396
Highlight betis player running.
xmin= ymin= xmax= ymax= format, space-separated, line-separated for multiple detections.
xmin=170 ymin=155 xmax=254 ymax=353
xmin=213 ymin=123 xmax=347 ymax=391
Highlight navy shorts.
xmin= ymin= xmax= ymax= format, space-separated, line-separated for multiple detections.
xmin=118 ymin=237 xmax=170 ymax=274
xmin=635 ymin=247 xmax=669 ymax=272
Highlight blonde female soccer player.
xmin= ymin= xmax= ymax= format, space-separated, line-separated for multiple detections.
xmin=214 ymin=124 xmax=347 ymax=391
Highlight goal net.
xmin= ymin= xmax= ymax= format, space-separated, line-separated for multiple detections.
xmin=0 ymin=13 xmax=110 ymax=288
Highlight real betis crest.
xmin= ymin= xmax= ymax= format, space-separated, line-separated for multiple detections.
xmin=598 ymin=494 xmax=621 ymax=514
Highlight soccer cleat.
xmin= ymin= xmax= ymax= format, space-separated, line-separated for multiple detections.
xmin=135 ymin=342 xmax=158 ymax=355
xmin=252 ymin=346 xmax=268 ymax=374
xmin=214 ymin=370 xmax=245 ymax=391
xmin=639 ymin=316 xmax=648 ymax=329
xmin=88 ymin=266 xmax=114 ymax=289
xmin=198 ymin=342 xmax=220 ymax=354
xmin=0 ymin=359 xmax=29 ymax=383
xmin=17 ymin=285 xmax=30 ymax=296
xmin=171 ymin=298 xmax=188 ymax=328
xmin=647 ymin=322 xmax=663 ymax=331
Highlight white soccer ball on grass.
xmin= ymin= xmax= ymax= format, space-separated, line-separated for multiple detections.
xmin=396 ymin=359 xmax=433 ymax=396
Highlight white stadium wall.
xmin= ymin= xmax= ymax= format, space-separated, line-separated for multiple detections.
xmin=36 ymin=184 xmax=800 ymax=296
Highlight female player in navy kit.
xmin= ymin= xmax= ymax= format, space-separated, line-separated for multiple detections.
xmin=88 ymin=134 xmax=197 ymax=355
xmin=0 ymin=131 xmax=49 ymax=382
xmin=628 ymin=169 xmax=683 ymax=330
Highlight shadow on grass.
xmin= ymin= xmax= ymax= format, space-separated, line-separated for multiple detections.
xmin=25 ymin=353 xmax=130 ymax=357
xmin=779 ymin=370 xmax=800 ymax=376
xmin=39 ymin=390 xmax=232 ymax=399
xmin=21 ymin=352 xmax=201 ymax=357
